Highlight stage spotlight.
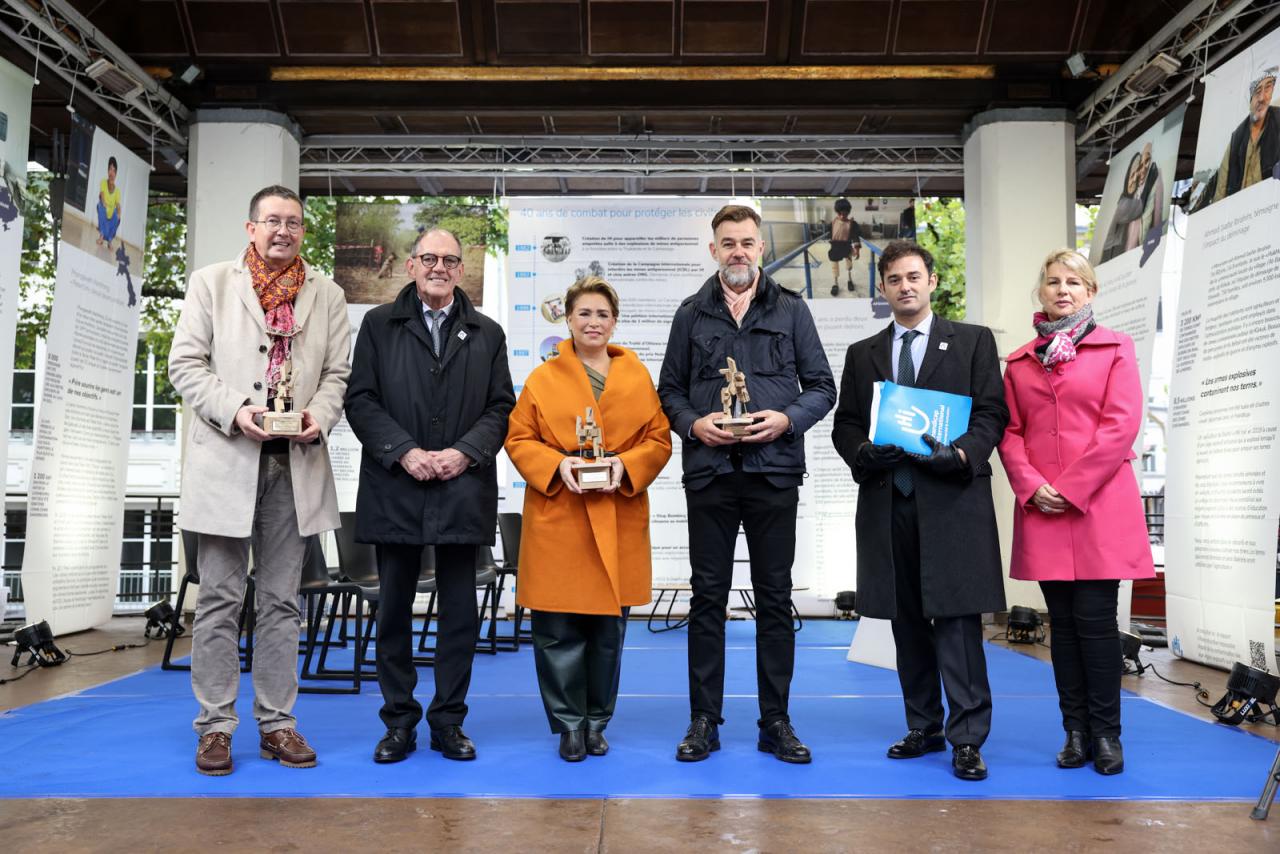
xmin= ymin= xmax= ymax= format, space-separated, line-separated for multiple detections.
xmin=1211 ymin=662 xmax=1280 ymax=726
xmin=1120 ymin=630 xmax=1147 ymax=675
xmin=1006 ymin=605 xmax=1043 ymax=644
xmin=834 ymin=591 xmax=858 ymax=620
xmin=1065 ymin=52 xmax=1090 ymax=79
xmin=144 ymin=599 xmax=184 ymax=640
xmin=10 ymin=620 xmax=68 ymax=668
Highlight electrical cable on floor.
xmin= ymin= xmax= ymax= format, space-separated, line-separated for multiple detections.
xmin=0 ymin=663 xmax=39 ymax=685
xmin=1124 ymin=660 xmax=1216 ymax=709
xmin=64 ymin=639 xmax=152 ymax=657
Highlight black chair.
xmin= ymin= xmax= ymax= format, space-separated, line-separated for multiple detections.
xmin=414 ymin=545 xmax=502 ymax=658
xmin=163 ymin=529 xmax=255 ymax=672
xmin=331 ymin=512 xmax=384 ymax=681
xmin=298 ymin=534 xmax=371 ymax=694
xmin=490 ymin=512 xmax=532 ymax=651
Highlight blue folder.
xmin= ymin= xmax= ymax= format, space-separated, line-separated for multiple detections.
xmin=869 ymin=381 xmax=972 ymax=455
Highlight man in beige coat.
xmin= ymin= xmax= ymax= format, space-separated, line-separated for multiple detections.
xmin=169 ymin=185 xmax=351 ymax=776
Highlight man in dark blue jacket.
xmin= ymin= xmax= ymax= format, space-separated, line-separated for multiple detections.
xmin=658 ymin=204 xmax=836 ymax=764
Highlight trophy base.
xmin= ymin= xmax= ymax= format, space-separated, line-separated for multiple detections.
xmin=262 ymin=411 xmax=304 ymax=436
xmin=575 ymin=462 xmax=613 ymax=490
xmin=714 ymin=416 xmax=761 ymax=437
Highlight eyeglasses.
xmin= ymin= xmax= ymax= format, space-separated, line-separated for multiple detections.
xmin=253 ymin=217 xmax=305 ymax=233
xmin=415 ymin=253 xmax=463 ymax=270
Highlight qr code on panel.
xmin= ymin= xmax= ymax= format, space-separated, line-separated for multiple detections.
xmin=1249 ymin=640 xmax=1268 ymax=671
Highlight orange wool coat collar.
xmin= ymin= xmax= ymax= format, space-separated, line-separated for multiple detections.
xmin=534 ymin=339 xmax=658 ymax=455
xmin=508 ymin=339 xmax=671 ymax=614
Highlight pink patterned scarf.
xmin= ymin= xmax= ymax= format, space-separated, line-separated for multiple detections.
xmin=720 ymin=280 xmax=757 ymax=326
xmin=1033 ymin=304 xmax=1095 ymax=370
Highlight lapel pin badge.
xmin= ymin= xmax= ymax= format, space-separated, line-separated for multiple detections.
xmin=939 ymin=342 xmax=949 ymax=351
xmin=458 ymin=330 xmax=468 ymax=340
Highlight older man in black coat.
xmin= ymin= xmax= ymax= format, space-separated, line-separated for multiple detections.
xmin=345 ymin=228 xmax=514 ymax=763
xmin=832 ymin=240 xmax=1008 ymax=781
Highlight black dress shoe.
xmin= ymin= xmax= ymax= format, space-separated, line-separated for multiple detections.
xmin=585 ymin=731 xmax=609 ymax=756
xmin=887 ymin=729 xmax=946 ymax=759
xmin=675 ymin=716 xmax=720 ymax=762
xmin=1092 ymin=736 xmax=1124 ymax=775
xmin=757 ymin=721 xmax=812 ymax=764
xmin=559 ymin=731 xmax=586 ymax=762
xmin=373 ymin=727 xmax=416 ymax=763
xmin=1056 ymin=731 xmax=1091 ymax=769
xmin=952 ymin=745 xmax=988 ymax=781
xmin=429 ymin=725 xmax=476 ymax=761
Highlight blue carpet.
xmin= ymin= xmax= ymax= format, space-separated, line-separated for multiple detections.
xmin=0 ymin=620 xmax=1274 ymax=799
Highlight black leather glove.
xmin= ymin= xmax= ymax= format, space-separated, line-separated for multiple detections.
xmin=855 ymin=442 xmax=908 ymax=472
xmin=912 ymin=434 xmax=969 ymax=478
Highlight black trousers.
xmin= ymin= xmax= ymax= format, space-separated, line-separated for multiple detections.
xmin=1039 ymin=579 xmax=1122 ymax=738
xmin=686 ymin=470 xmax=799 ymax=727
xmin=890 ymin=490 xmax=992 ymax=747
xmin=530 ymin=608 xmax=629 ymax=734
xmin=374 ymin=543 xmax=478 ymax=731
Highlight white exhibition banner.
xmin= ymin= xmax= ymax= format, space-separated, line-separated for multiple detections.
xmin=21 ymin=116 xmax=149 ymax=635
xmin=1165 ymin=25 xmax=1280 ymax=674
xmin=504 ymin=196 xmax=888 ymax=610
xmin=0 ymin=56 xmax=34 ymax=614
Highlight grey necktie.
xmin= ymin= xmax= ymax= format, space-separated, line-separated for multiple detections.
xmin=893 ymin=329 xmax=921 ymax=496
xmin=426 ymin=309 xmax=443 ymax=356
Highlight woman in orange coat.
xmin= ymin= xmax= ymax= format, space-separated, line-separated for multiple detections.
xmin=505 ymin=276 xmax=672 ymax=762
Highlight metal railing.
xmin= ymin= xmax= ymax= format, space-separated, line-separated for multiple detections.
xmin=2 ymin=494 xmax=180 ymax=614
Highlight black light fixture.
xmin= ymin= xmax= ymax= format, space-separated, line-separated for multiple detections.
xmin=144 ymin=599 xmax=184 ymax=640
xmin=1006 ymin=606 xmax=1043 ymax=644
xmin=10 ymin=620 xmax=67 ymax=667
xmin=834 ymin=591 xmax=858 ymax=620
xmin=1211 ymin=662 xmax=1280 ymax=726
xmin=1120 ymin=630 xmax=1147 ymax=675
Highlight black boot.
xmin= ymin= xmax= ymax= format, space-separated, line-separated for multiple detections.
xmin=585 ymin=731 xmax=609 ymax=756
xmin=1092 ymin=736 xmax=1124 ymax=775
xmin=559 ymin=730 xmax=586 ymax=762
xmin=1056 ymin=731 xmax=1090 ymax=768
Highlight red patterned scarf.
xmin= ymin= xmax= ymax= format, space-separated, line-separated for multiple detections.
xmin=246 ymin=243 xmax=305 ymax=386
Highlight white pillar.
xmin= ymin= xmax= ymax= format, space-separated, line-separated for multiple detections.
xmin=179 ymin=110 xmax=300 ymax=610
xmin=963 ymin=108 xmax=1076 ymax=612
xmin=185 ymin=109 xmax=301 ymax=272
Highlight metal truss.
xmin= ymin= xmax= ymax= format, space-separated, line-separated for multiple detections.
xmin=0 ymin=0 xmax=189 ymax=155
xmin=1075 ymin=0 xmax=1280 ymax=179
xmin=299 ymin=134 xmax=965 ymax=182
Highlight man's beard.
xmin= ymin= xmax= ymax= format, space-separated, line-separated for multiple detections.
xmin=719 ymin=262 xmax=755 ymax=288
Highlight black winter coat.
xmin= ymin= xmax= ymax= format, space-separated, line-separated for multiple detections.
xmin=658 ymin=273 xmax=836 ymax=489
xmin=345 ymin=284 xmax=515 ymax=545
xmin=831 ymin=316 xmax=1009 ymax=619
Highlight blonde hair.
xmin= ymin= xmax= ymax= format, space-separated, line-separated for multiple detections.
xmin=564 ymin=275 xmax=620 ymax=317
xmin=1037 ymin=248 xmax=1098 ymax=296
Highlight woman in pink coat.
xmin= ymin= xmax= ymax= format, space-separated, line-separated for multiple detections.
xmin=999 ymin=248 xmax=1155 ymax=777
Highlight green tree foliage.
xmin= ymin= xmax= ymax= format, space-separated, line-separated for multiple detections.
xmin=301 ymin=194 xmax=337 ymax=277
xmin=1077 ymin=204 xmax=1099 ymax=252
xmin=18 ymin=172 xmax=56 ymax=367
xmin=915 ymin=198 xmax=966 ymax=320
xmin=410 ymin=196 xmax=508 ymax=255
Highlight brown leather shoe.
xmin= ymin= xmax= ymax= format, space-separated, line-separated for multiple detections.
xmin=196 ymin=732 xmax=233 ymax=776
xmin=259 ymin=728 xmax=317 ymax=768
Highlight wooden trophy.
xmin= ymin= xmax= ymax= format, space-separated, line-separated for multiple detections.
xmin=262 ymin=360 xmax=304 ymax=436
xmin=574 ymin=407 xmax=612 ymax=490
xmin=712 ymin=356 xmax=759 ymax=436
